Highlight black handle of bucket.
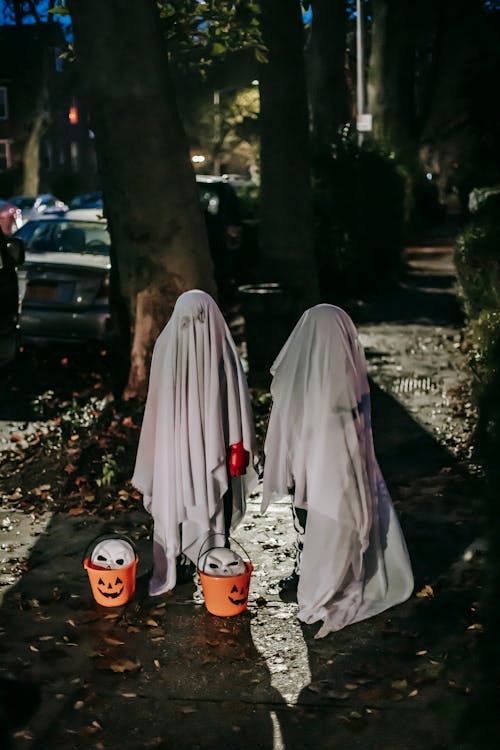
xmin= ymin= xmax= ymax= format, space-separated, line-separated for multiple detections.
xmin=197 ymin=533 xmax=251 ymax=573
xmin=82 ymin=533 xmax=138 ymax=566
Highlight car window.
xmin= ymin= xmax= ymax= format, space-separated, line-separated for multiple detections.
xmin=10 ymin=197 xmax=36 ymax=210
xmin=16 ymin=220 xmax=110 ymax=255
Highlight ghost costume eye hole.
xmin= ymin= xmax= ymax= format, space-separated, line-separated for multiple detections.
xmin=180 ymin=315 xmax=191 ymax=328
xmin=197 ymin=309 xmax=205 ymax=323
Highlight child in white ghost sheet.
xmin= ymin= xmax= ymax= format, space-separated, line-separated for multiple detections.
xmin=262 ymin=304 xmax=414 ymax=637
xmin=132 ymin=290 xmax=258 ymax=596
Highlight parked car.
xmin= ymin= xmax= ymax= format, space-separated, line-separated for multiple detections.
xmin=8 ymin=194 xmax=68 ymax=225
xmin=0 ymin=199 xmax=23 ymax=236
xmin=14 ymin=210 xmax=113 ymax=344
xmin=0 ymin=229 xmax=25 ymax=367
xmin=67 ymin=179 xmax=243 ymax=295
xmin=68 ymin=191 xmax=104 ymax=210
xmin=196 ymin=175 xmax=243 ymax=298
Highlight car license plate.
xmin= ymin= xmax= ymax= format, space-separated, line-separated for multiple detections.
xmin=25 ymin=282 xmax=74 ymax=303
xmin=25 ymin=283 xmax=59 ymax=301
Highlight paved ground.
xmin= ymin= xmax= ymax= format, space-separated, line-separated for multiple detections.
xmin=0 ymin=247 xmax=485 ymax=750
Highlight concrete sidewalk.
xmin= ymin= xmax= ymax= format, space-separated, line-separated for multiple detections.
xmin=1 ymin=247 xmax=483 ymax=750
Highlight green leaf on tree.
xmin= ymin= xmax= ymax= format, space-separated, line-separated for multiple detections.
xmin=48 ymin=5 xmax=71 ymax=15
xmin=212 ymin=42 xmax=226 ymax=56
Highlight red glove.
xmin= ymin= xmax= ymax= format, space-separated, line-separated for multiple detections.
xmin=229 ymin=441 xmax=250 ymax=476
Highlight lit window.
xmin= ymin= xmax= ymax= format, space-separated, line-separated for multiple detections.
xmin=0 ymin=87 xmax=8 ymax=120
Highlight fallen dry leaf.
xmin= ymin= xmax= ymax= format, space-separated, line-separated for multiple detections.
xmin=99 ymin=658 xmax=141 ymax=673
xmin=103 ymin=636 xmax=125 ymax=646
xmin=416 ymin=584 xmax=434 ymax=599
xmin=391 ymin=679 xmax=408 ymax=690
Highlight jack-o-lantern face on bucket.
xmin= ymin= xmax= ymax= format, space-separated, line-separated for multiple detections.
xmin=229 ymin=581 xmax=249 ymax=606
xmin=198 ymin=561 xmax=253 ymax=616
xmin=97 ymin=576 xmax=124 ymax=600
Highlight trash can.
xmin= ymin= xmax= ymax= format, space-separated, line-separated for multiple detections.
xmin=238 ymin=282 xmax=294 ymax=386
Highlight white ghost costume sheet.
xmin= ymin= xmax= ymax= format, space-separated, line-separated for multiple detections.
xmin=262 ymin=304 xmax=413 ymax=637
xmin=132 ymin=290 xmax=258 ymax=596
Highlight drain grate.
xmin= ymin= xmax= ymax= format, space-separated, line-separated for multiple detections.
xmin=392 ymin=376 xmax=440 ymax=395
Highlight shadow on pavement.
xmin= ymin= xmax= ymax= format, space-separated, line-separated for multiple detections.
xmin=1 ymin=511 xmax=288 ymax=750
xmin=0 ymin=319 xmax=481 ymax=748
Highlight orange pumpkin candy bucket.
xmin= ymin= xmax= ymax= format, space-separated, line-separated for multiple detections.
xmin=83 ymin=535 xmax=139 ymax=607
xmin=197 ymin=537 xmax=253 ymax=617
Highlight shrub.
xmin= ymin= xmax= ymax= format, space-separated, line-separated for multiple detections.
xmin=454 ymin=216 xmax=500 ymax=320
xmin=312 ymin=138 xmax=406 ymax=300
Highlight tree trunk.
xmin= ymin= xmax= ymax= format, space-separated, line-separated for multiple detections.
xmin=367 ymin=0 xmax=417 ymax=160
xmin=22 ymin=81 xmax=47 ymax=196
xmin=67 ymin=0 xmax=217 ymax=399
xmin=258 ymin=0 xmax=319 ymax=311
xmin=307 ymin=0 xmax=349 ymax=150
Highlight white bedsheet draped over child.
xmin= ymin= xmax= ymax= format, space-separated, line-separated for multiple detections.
xmin=263 ymin=304 xmax=413 ymax=637
xmin=132 ymin=290 xmax=258 ymax=595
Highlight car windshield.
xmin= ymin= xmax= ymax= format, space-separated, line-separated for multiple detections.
xmin=69 ymin=192 xmax=103 ymax=209
xmin=15 ymin=220 xmax=110 ymax=255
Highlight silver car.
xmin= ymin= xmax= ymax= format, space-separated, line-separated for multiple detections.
xmin=14 ymin=210 xmax=114 ymax=343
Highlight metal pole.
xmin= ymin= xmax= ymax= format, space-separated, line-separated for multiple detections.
xmin=213 ymin=89 xmax=221 ymax=176
xmin=356 ymin=0 xmax=365 ymax=145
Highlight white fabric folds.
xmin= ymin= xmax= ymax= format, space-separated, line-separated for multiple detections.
xmin=132 ymin=290 xmax=258 ymax=595
xmin=262 ymin=304 xmax=413 ymax=637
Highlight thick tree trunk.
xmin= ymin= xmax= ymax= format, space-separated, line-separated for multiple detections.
xmin=367 ymin=0 xmax=417 ymax=160
xmin=258 ymin=0 xmax=319 ymax=311
xmin=67 ymin=0 xmax=217 ymax=399
xmin=308 ymin=0 xmax=349 ymax=149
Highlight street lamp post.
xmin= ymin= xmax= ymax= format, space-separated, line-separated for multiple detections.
xmin=213 ymin=89 xmax=222 ymax=176
xmin=356 ymin=0 xmax=365 ymax=145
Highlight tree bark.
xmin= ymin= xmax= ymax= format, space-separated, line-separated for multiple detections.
xmin=367 ymin=0 xmax=417 ymax=161
xmin=67 ymin=0 xmax=217 ymax=399
xmin=22 ymin=73 xmax=48 ymax=196
xmin=307 ymin=0 xmax=349 ymax=150
xmin=258 ymin=0 xmax=319 ymax=312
